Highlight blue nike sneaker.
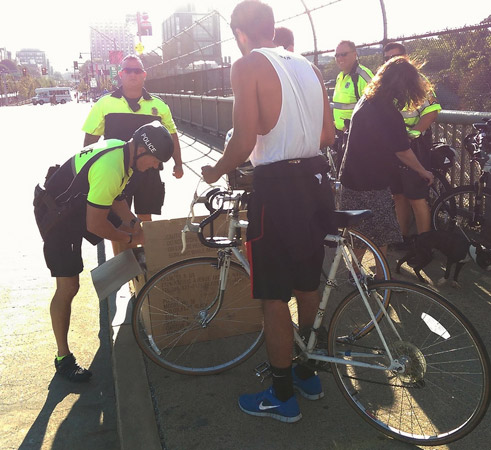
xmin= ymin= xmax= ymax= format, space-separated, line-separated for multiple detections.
xmin=238 ymin=386 xmax=302 ymax=423
xmin=292 ymin=367 xmax=324 ymax=400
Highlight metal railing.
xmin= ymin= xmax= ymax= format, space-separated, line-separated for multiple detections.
xmin=157 ymin=93 xmax=490 ymax=187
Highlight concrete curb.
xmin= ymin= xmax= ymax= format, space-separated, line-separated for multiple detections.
xmin=109 ymin=286 xmax=162 ymax=450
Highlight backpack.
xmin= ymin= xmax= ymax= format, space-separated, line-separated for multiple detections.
xmin=33 ymin=144 xmax=123 ymax=241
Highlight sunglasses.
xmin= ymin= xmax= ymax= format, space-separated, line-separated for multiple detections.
xmin=384 ymin=54 xmax=403 ymax=62
xmin=334 ymin=51 xmax=353 ymax=58
xmin=121 ymin=67 xmax=145 ymax=74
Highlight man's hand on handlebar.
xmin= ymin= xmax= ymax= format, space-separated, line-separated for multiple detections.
xmin=201 ymin=165 xmax=221 ymax=184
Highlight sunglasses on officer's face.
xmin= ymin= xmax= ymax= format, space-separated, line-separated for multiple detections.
xmin=335 ymin=51 xmax=354 ymax=58
xmin=121 ymin=67 xmax=145 ymax=74
xmin=384 ymin=54 xmax=403 ymax=62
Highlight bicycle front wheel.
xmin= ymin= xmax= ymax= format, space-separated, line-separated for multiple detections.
xmin=431 ymin=185 xmax=491 ymax=247
xmin=132 ymin=257 xmax=264 ymax=375
xmin=328 ymin=281 xmax=490 ymax=445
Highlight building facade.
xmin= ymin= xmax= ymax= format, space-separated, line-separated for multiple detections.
xmin=160 ymin=7 xmax=221 ymax=73
xmin=89 ymin=22 xmax=135 ymax=64
xmin=15 ymin=48 xmax=49 ymax=69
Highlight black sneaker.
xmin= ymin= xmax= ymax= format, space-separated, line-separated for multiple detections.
xmin=55 ymin=353 xmax=92 ymax=382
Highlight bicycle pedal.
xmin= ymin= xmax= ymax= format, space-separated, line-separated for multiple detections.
xmin=253 ymin=361 xmax=272 ymax=383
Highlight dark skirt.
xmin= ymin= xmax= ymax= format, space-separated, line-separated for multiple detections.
xmin=339 ymin=186 xmax=402 ymax=247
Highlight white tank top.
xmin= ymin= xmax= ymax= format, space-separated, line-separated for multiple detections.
xmin=249 ymin=47 xmax=324 ymax=167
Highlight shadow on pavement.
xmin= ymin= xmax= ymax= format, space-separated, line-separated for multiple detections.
xmin=19 ymin=300 xmax=118 ymax=450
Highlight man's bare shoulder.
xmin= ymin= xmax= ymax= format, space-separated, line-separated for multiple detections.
xmin=233 ymin=51 xmax=271 ymax=72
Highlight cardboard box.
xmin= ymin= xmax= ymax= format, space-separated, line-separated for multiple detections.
xmin=134 ymin=214 xmax=262 ymax=348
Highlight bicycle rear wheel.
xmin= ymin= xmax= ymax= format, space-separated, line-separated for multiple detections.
xmin=328 ymin=281 xmax=490 ymax=445
xmin=132 ymin=257 xmax=264 ymax=375
xmin=431 ymin=185 xmax=491 ymax=247
xmin=323 ymin=230 xmax=391 ymax=288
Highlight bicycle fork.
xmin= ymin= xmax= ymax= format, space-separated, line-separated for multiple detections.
xmin=197 ymin=251 xmax=232 ymax=327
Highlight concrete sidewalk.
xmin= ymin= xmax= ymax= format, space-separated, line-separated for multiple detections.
xmin=110 ymin=248 xmax=491 ymax=450
xmin=109 ymin=130 xmax=491 ymax=450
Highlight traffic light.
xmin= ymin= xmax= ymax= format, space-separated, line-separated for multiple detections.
xmin=137 ymin=11 xmax=152 ymax=36
xmin=73 ymin=61 xmax=79 ymax=70
xmin=22 ymin=67 xmax=27 ymax=77
xmin=41 ymin=67 xmax=47 ymax=75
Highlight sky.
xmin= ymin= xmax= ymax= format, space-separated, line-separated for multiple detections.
xmin=1 ymin=0 xmax=489 ymax=72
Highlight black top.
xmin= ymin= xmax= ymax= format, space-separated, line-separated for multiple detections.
xmin=339 ymin=96 xmax=410 ymax=190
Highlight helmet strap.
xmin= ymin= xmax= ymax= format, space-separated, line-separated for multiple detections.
xmin=132 ymin=145 xmax=151 ymax=170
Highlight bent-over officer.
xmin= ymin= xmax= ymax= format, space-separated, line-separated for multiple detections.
xmin=34 ymin=122 xmax=173 ymax=382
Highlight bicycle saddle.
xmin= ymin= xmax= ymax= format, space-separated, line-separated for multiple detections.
xmin=332 ymin=209 xmax=373 ymax=228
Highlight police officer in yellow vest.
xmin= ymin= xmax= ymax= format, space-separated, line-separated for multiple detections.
xmin=384 ymin=42 xmax=442 ymax=247
xmin=332 ymin=40 xmax=374 ymax=171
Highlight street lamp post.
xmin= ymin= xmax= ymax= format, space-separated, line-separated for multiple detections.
xmin=79 ymin=52 xmax=95 ymax=100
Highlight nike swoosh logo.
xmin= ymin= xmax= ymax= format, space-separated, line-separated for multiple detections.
xmin=259 ymin=401 xmax=280 ymax=411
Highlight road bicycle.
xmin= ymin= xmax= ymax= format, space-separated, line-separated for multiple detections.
xmin=132 ymin=182 xmax=490 ymax=446
xmin=431 ymin=119 xmax=491 ymax=247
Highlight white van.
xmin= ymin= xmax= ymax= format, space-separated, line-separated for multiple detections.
xmin=32 ymin=87 xmax=72 ymax=105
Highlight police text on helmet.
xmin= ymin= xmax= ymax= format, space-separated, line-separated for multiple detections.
xmin=141 ymin=133 xmax=157 ymax=153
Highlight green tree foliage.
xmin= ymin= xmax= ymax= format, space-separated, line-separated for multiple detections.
xmin=317 ymin=22 xmax=490 ymax=112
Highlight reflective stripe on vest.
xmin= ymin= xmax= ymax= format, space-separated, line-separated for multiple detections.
xmin=333 ymin=102 xmax=357 ymax=110
xmin=401 ymin=109 xmax=420 ymax=119
xmin=356 ymin=66 xmax=372 ymax=83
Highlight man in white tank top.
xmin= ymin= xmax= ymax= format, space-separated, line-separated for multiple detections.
xmin=202 ymin=1 xmax=335 ymax=423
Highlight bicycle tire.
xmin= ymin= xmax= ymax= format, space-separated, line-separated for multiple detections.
xmin=428 ymin=170 xmax=452 ymax=207
xmin=431 ymin=185 xmax=491 ymax=247
xmin=323 ymin=230 xmax=391 ymax=287
xmin=328 ymin=280 xmax=490 ymax=445
xmin=132 ymin=257 xmax=264 ymax=375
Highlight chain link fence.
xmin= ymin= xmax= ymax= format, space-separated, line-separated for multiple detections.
xmin=145 ymin=0 xmax=490 ymax=113
xmin=318 ymin=24 xmax=491 ymax=113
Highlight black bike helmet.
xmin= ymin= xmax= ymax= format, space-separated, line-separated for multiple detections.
xmin=132 ymin=121 xmax=174 ymax=162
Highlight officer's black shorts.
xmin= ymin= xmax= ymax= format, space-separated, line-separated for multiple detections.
xmin=390 ymin=135 xmax=431 ymax=200
xmin=124 ymin=168 xmax=166 ymax=215
xmin=43 ymin=227 xmax=84 ymax=278
xmin=390 ymin=165 xmax=429 ymax=200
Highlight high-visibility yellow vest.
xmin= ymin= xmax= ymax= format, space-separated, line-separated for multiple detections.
xmin=400 ymin=74 xmax=441 ymax=128
xmin=401 ymin=97 xmax=442 ymax=128
xmin=332 ymin=63 xmax=374 ymax=130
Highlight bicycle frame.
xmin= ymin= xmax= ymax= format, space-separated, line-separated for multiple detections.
xmin=296 ymin=233 xmax=402 ymax=372
xmin=184 ymin=188 xmax=405 ymax=375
